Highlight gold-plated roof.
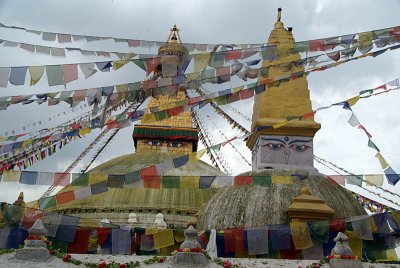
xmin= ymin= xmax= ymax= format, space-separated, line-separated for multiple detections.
xmin=247 ymin=8 xmax=320 ymax=149
xmin=158 ymin=24 xmax=189 ymax=56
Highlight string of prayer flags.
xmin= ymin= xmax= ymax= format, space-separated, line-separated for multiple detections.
xmin=246 ymin=227 xmax=269 ymax=255
xmin=290 ymin=221 xmax=313 ymax=250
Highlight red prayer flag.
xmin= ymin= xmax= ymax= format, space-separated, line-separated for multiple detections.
xmin=358 ymin=124 xmax=372 ymax=139
xmin=167 ymin=106 xmax=184 ymax=117
xmin=327 ymin=175 xmax=345 ymax=186
xmin=390 ymin=26 xmax=400 ymax=41
xmin=55 ymin=191 xmax=75 ymax=205
xmin=232 ymin=228 xmax=245 ymax=257
xmin=143 ymin=79 xmax=157 ymax=90
xmin=309 ymin=39 xmax=325 ymax=52
xmin=54 ymin=172 xmax=70 ymax=186
xmin=303 ymin=111 xmax=316 ymax=119
xmin=239 ymin=89 xmax=255 ymax=100
xmin=329 ymin=218 xmax=346 ymax=232
xmin=227 ymin=92 xmax=240 ymax=103
xmin=62 ymin=64 xmax=78 ymax=84
xmin=128 ymin=39 xmax=141 ymax=47
xmin=225 ymin=50 xmax=243 ymax=61
xmin=72 ymin=89 xmax=86 ymax=102
xmin=224 ymin=229 xmax=235 ymax=253
xmin=216 ymin=66 xmax=231 ymax=77
xmin=140 ymin=165 xmax=158 ymax=178
xmin=234 ymin=176 xmax=253 ymax=186
xmin=96 ymin=228 xmax=111 ymax=246
xmin=68 ymin=229 xmax=90 ymax=253
xmin=142 ymin=176 xmax=161 ymax=189
xmin=188 ymin=96 xmax=203 ymax=106
xmin=373 ymin=84 xmax=387 ymax=91
xmin=21 ymin=207 xmax=44 ymax=229
xmin=146 ymin=57 xmax=161 ymax=75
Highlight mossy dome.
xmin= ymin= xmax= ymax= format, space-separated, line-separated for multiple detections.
xmin=196 ymin=169 xmax=366 ymax=230
xmin=51 ymin=152 xmax=225 ymax=213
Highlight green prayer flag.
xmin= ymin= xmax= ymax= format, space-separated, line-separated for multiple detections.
xmin=213 ymin=95 xmax=227 ymax=105
xmin=309 ymin=220 xmax=329 ymax=243
xmin=346 ymin=175 xmax=363 ymax=187
xmin=46 ymin=65 xmax=64 ymax=86
xmin=48 ymin=237 xmax=68 ymax=253
xmin=252 ymin=176 xmax=272 ymax=187
xmin=38 ymin=196 xmax=57 ymax=210
xmin=132 ymin=59 xmax=146 ymax=71
xmin=155 ymin=110 xmax=167 ymax=121
xmin=368 ymin=139 xmax=380 ymax=152
xmin=162 ymin=176 xmax=180 ymax=189
xmin=71 ymin=173 xmax=89 ymax=186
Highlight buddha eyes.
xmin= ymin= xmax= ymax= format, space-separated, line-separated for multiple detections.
xmin=147 ymin=140 xmax=182 ymax=147
xmin=168 ymin=141 xmax=182 ymax=148
xmin=262 ymin=143 xmax=311 ymax=152
xmin=148 ymin=140 xmax=162 ymax=146
xmin=290 ymin=144 xmax=310 ymax=152
xmin=263 ymin=143 xmax=284 ymax=151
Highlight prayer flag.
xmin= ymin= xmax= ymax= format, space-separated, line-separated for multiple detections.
xmin=46 ymin=65 xmax=64 ymax=86
xmin=252 ymin=176 xmax=272 ymax=187
xmin=302 ymin=238 xmax=323 ymax=260
xmin=161 ymin=176 xmax=180 ymax=189
xmin=225 ymin=49 xmax=243 ymax=61
xmin=2 ymin=170 xmax=21 ymax=182
xmin=153 ymin=229 xmax=174 ymax=249
xmin=215 ymin=176 xmax=234 ymax=187
xmin=155 ymin=160 xmax=174 ymax=175
xmin=146 ymin=57 xmax=161 ymax=75
xmin=358 ymin=32 xmax=374 ymax=54
xmin=269 ymin=224 xmax=291 ymax=250
xmin=42 ymin=212 xmax=62 ymax=237
xmin=367 ymin=139 xmax=380 ymax=151
xmin=107 ymin=175 xmax=125 ymax=188
xmin=42 ymin=32 xmax=56 ymax=41
xmin=347 ymin=113 xmax=360 ymax=127
xmin=272 ymin=175 xmax=292 ymax=184
xmin=180 ymin=176 xmax=199 ymax=189
xmin=57 ymin=34 xmax=71 ymax=43
xmin=21 ymin=208 xmax=44 ymax=229
xmin=9 ymin=66 xmax=27 ymax=85
xmin=309 ymin=220 xmax=329 ymax=243
xmin=194 ymin=52 xmax=211 ymax=73
xmin=71 ymin=173 xmax=89 ymax=186
xmin=62 ymin=64 xmax=78 ymax=84
xmin=173 ymin=155 xmax=189 ymax=168
xmin=55 ymin=215 xmax=80 ymax=242
xmin=68 ymin=229 xmax=90 ymax=254
xmin=50 ymin=47 xmax=65 ymax=57
xmin=327 ymin=175 xmax=345 ymax=185
xmin=55 ymin=191 xmax=75 ymax=205
xmin=309 ymin=39 xmax=325 ymax=52
xmin=79 ymin=63 xmax=97 ymax=79
xmin=364 ymin=174 xmax=383 ymax=186
xmin=375 ymin=152 xmax=389 ymax=169
xmin=372 ymin=213 xmax=391 ymax=237
xmin=247 ymin=227 xmax=268 ymax=255
xmin=290 ymin=221 xmax=313 ymax=249
xmin=125 ymin=171 xmax=143 ymax=187
xmin=351 ymin=215 xmax=373 ymax=240
xmin=54 ymin=172 xmax=70 ymax=186
xmin=234 ymin=176 xmax=252 ymax=186
xmin=20 ymin=171 xmax=38 ymax=185
xmin=37 ymin=172 xmax=54 ymax=185
xmin=346 ymin=96 xmax=360 ymax=106
xmin=272 ymin=121 xmax=288 ymax=129
xmin=91 ymin=181 xmax=108 ymax=194
xmin=74 ymin=186 xmax=91 ymax=200
xmin=29 ymin=66 xmax=44 ymax=85
xmin=199 ymin=176 xmax=215 ymax=189
xmin=346 ymin=175 xmax=363 ymax=187
xmin=0 ymin=67 xmax=10 ymax=87
xmin=112 ymin=228 xmax=131 ymax=254
xmin=142 ymin=176 xmax=160 ymax=189
xmin=89 ymin=173 xmax=108 ymax=184
xmin=261 ymin=45 xmax=278 ymax=60
xmin=384 ymin=166 xmax=400 ymax=186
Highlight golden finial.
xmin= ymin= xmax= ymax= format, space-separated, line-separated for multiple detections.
xmin=277 ymin=7 xmax=282 ymax=22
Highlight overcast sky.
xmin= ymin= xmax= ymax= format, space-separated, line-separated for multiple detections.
xmin=0 ymin=0 xmax=399 ymax=209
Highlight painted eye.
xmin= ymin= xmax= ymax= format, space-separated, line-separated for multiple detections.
xmin=168 ymin=142 xmax=182 ymax=148
xmin=263 ymin=143 xmax=284 ymax=151
xmin=148 ymin=140 xmax=162 ymax=146
xmin=290 ymin=144 xmax=310 ymax=152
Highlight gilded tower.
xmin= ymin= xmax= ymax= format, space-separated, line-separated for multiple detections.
xmin=246 ymin=9 xmax=321 ymax=172
xmin=133 ymin=25 xmax=198 ymax=155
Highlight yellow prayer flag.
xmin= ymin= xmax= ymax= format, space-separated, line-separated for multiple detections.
xmin=377 ymin=249 xmax=398 ymax=262
xmin=180 ymin=176 xmax=200 ymax=189
xmin=186 ymin=72 xmax=201 ymax=81
xmin=290 ymin=222 xmax=313 ymax=250
xmin=2 ymin=170 xmax=22 ymax=182
xmin=113 ymin=60 xmax=129 ymax=70
xmin=0 ymin=137 xmax=5 ymax=142
xmin=141 ymin=113 xmax=157 ymax=124
xmin=364 ymin=174 xmax=383 ymax=187
xmin=116 ymin=84 xmax=129 ymax=93
xmin=193 ymin=52 xmax=211 ymax=73
xmin=346 ymin=96 xmax=360 ymax=106
xmin=272 ymin=121 xmax=288 ymax=129
xmin=88 ymin=173 xmax=108 ymax=184
xmin=272 ymin=175 xmax=292 ymax=184
xmin=29 ymin=66 xmax=44 ymax=86
xmin=153 ymin=229 xmax=174 ymax=249
xmin=189 ymin=149 xmax=206 ymax=162
xmin=22 ymin=139 xmax=32 ymax=149
xmin=375 ymin=152 xmax=389 ymax=169
xmin=79 ymin=128 xmax=92 ymax=136
xmin=358 ymin=31 xmax=374 ymax=46
xmin=346 ymin=231 xmax=362 ymax=258
xmin=232 ymin=85 xmax=244 ymax=94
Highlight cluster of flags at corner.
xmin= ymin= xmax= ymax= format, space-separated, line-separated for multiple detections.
xmin=0 ymin=201 xmax=399 ymax=261
xmin=352 ymin=193 xmax=394 ymax=214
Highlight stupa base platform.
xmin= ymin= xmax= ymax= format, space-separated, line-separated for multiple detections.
xmin=15 ymin=247 xmax=50 ymax=261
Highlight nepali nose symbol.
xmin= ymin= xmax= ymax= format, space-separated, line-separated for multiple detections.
xmin=284 ymin=148 xmax=291 ymax=164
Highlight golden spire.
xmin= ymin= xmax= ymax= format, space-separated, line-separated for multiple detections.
xmin=246 ymin=8 xmax=320 ymax=149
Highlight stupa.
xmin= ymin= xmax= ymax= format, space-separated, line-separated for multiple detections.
xmin=196 ymin=9 xmax=366 ymax=230
xmin=47 ymin=25 xmax=225 ymax=227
